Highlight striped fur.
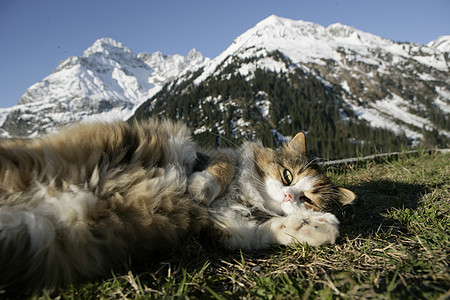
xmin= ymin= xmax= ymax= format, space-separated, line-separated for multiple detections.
xmin=0 ymin=119 xmax=354 ymax=291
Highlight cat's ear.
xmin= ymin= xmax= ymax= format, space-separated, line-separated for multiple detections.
xmin=289 ymin=132 xmax=306 ymax=154
xmin=338 ymin=188 xmax=356 ymax=205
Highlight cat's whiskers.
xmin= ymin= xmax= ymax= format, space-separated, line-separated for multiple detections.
xmin=318 ymin=189 xmax=346 ymax=207
xmin=205 ymin=131 xmax=241 ymax=149
xmin=302 ymin=157 xmax=320 ymax=170
xmin=241 ymin=170 xmax=266 ymax=188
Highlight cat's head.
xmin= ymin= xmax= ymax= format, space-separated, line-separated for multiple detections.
xmin=250 ymin=132 xmax=355 ymax=214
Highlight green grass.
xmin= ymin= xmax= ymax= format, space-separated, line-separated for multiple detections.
xmin=15 ymin=151 xmax=450 ymax=299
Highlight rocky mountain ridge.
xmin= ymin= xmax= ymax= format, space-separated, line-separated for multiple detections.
xmin=0 ymin=38 xmax=208 ymax=137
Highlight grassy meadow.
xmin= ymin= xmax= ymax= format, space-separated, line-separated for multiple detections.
xmin=16 ymin=150 xmax=450 ymax=299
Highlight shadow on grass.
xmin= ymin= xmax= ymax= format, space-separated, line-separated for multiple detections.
xmin=126 ymin=179 xmax=433 ymax=285
xmin=337 ymin=180 xmax=430 ymax=239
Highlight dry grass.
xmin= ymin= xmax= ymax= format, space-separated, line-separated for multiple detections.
xmin=11 ymin=150 xmax=450 ymax=299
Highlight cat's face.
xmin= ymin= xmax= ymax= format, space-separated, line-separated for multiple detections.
xmin=252 ymin=132 xmax=355 ymax=214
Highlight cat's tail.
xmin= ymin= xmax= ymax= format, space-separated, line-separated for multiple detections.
xmin=0 ymin=209 xmax=60 ymax=291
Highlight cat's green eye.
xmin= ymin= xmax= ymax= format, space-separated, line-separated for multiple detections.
xmin=282 ymin=169 xmax=293 ymax=186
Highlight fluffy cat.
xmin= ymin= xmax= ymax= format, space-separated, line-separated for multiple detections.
xmin=0 ymin=119 xmax=355 ymax=291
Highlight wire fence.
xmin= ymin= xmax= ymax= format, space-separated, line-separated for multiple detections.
xmin=320 ymin=149 xmax=450 ymax=168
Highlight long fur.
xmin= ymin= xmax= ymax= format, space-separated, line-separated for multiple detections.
xmin=0 ymin=118 xmax=355 ymax=291
xmin=0 ymin=119 xmax=208 ymax=290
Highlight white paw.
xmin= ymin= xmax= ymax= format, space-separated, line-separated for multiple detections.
xmin=270 ymin=210 xmax=339 ymax=246
xmin=188 ymin=171 xmax=221 ymax=205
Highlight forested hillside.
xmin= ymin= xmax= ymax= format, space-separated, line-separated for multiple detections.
xmin=132 ymin=53 xmax=413 ymax=159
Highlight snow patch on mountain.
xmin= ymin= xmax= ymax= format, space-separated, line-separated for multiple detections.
xmin=255 ymin=91 xmax=270 ymax=118
xmin=428 ymin=35 xmax=450 ymax=53
xmin=372 ymin=95 xmax=433 ymax=130
xmin=435 ymin=87 xmax=450 ymax=114
xmin=345 ymin=97 xmax=421 ymax=140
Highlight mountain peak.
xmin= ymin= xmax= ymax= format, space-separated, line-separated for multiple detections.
xmin=254 ymin=15 xmax=323 ymax=35
xmin=428 ymin=35 xmax=450 ymax=53
xmin=257 ymin=15 xmax=290 ymax=27
xmin=326 ymin=22 xmax=357 ymax=37
xmin=257 ymin=15 xmax=318 ymax=29
xmin=83 ymin=38 xmax=133 ymax=58
xmin=186 ymin=48 xmax=207 ymax=64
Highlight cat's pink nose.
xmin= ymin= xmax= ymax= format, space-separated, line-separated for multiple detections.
xmin=283 ymin=193 xmax=294 ymax=202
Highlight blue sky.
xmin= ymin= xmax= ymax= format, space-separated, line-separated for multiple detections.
xmin=0 ymin=0 xmax=449 ymax=108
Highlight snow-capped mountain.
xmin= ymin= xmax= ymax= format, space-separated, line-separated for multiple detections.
xmin=0 ymin=38 xmax=208 ymax=137
xmin=197 ymin=16 xmax=448 ymax=79
xmin=1 ymin=15 xmax=448 ymax=156
xmin=132 ymin=15 xmax=448 ymax=158
xmin=428 ymin=35 xmax=450 ymax=53
xmin=181 ymin=15 xmax=449 ymax=141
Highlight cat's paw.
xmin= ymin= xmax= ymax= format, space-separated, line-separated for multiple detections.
xmin=270 ymin=210 xmax=339 ymax=246
xmin=188 ymin=171 xmax=221 ymax=205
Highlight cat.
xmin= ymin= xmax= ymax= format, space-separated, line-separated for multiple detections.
xmin=0 ymin=118 xmax=355 ymax=291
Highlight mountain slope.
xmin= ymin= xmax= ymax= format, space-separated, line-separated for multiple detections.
xmin=133 ymin=57 xmax=411 ymax=159
xmin=0 ymin=38 xmax=208 ymax=137
xmin=195 ymin=15 xmax=449 ymax=140
xmin=132 ymin=15 xmax=449 ymax=158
